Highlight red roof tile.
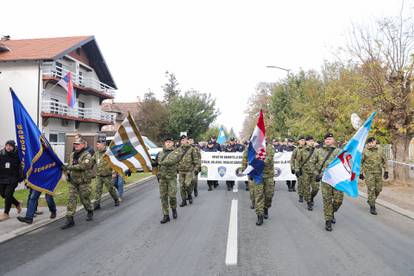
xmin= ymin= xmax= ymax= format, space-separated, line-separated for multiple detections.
xmin=0 ymin=36 xmax=93 ymax=61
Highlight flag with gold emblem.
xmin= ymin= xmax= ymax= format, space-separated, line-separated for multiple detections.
xmin=105 ymin=112 xmax=152 ymax=175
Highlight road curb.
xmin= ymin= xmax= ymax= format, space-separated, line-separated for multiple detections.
xmin=0 ymin=175 xmax=156 ymax=244
xmin=359 ymin=191 xmax=414 ymax=220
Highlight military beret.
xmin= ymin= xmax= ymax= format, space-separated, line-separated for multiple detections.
xmin=324 ymin=133 xmax=334 ymax=140
xmin=288 ymin=138 xmax=294 ymax=142
xmin=366 ymin=137 xmax=376 ymax=143
xmin=211 ymin=136 xmax=217 ymax=139
xmin=305 ymin=135 xmax=314 ymax=141
xmin=180 ymin=135 xmax=187 ymax=140
xmin=164 ymin=137 xmax=174 ymax=142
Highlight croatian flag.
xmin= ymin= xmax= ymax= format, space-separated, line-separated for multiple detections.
xmin=243 ymin=110 xmax=266 ymax=184
xmin=217 ymin=127 xmax=227 ymax=144
xmin=58 ymin=72 xmax=76 ymax=108
xmin=322 ymin=112 xmax=377 ymax=197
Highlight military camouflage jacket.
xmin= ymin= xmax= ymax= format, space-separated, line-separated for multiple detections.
xmin=263 ymin=144 xmax=275 ymax=179
xmin=290 ymin=145 xmax=303 ymax=171
xmin=67 ymin=149 xmax=93 ymax=184
xmin=92 ymin=148 xmax=112 ymax=177
xmin=361 ymin=146 xmax=386 ymax=174
xmin=313 ymin=145 xmax=341 ymax=176
xmin=178 ymin=144 xmax=201 ymax=172
xmin=156 ymin=147 xmax=183 ymax=177
xmin=192 ymin=145 xmax=202 ymax=173
xmin=296 ymin=145 xmax=316 ymax=173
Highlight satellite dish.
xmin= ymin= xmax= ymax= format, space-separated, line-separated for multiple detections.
xmin=351 ymin=113 xmax=362 ymax=130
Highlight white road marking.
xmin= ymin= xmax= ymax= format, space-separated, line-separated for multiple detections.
xmin=225 ymin=199 xmax=238 ymax=266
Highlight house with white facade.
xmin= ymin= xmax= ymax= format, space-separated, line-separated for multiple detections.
xmin=0 ymin=36 xmax=116 ymax=160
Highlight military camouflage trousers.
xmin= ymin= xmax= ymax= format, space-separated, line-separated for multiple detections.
xmin=366 ymin=173 xmax=382 ymax=206
xmin=178 ymin=171 xmax=193 ymax=201
xmin=321 ymin=182 xmax=343 ymax=221
xmin=254 ymin=178 xmax=275 ymax=215
xmin=296 ymin=175 xmax=304 ymax=197
xmin=66 ymin=181 xmax=93 ymax=217
xmin=191 ymin=173 xmax=198 ymax=193
xmin=303 ymin=172 xmax=319 ymax=203
xmin=248 ymin=179 xmax=255 ymax=206
xmin=159 ymin=176 xmax=178 ymax=215
xmin=95 ymin=175 xmax=119 ymax=205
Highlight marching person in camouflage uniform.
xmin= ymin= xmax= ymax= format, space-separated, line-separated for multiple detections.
xmin=153 ymin=137 xmax=183 ymax=224
xmin=291 ymin=136 xmax=306 ymax=202
xmin=178 ymin=135 xmax=201 ymax=207
xmin=61 ymin=138 xmax=94 ymax=229
xmin=360 ymin=137 xmax=388 ymax=215
xmin=314 ymin=133 xmax=342 ymax=232
xmin=242 ymin=146 xmax=255 ymax=209
xmin=189 ymin=138 xmax=202 ymax=197
xmin=297 ymin=136 xmax=318 ymax=211
xmin=254 ymin=143 xmax=275 ymax=226
xmin=92 ymin=137 xmax=120 ymax=210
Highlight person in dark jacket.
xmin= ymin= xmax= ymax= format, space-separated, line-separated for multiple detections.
xmin=209 ymin=136 xmax=222 ymax=152
xmin=203 ymin=141 xmax=219 ymax=190
xmin=0 ymin=140 xmax=23 ymax=221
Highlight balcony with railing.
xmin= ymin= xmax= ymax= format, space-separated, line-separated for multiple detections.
xmin=41 ymin=62 xmax=115 ymax=99
xmin=41 ymin=100 xmax=115 ymax=125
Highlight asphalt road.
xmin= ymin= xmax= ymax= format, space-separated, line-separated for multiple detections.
xmin=0 ymin=178 xmax=413 ymax=276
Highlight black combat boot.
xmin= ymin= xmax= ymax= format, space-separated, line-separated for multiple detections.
xmin=160 ymin=215 xmax=170 ymax=224
xmin=17 ymin=216 xmax=33 ymax=224
xmin=172 ymin=208 xmax=177 ymax=219
xmin=194 ymin=188 xmax=198 ymax=197
xmin=292 ymin=181 xmax=296 ymax=192
xmin=264 ymin=208 xmax=269 ymax=219
xmin=86 ymin=210 xmax=93 ymax=221
xmin=325 ymin=220 xmax=332 ymax=231
xmin=299 ymin=195 xmax=304 ymax=202
xmin=307 ymin=201 xmax=313 ymax=211
xmin=250 ymin=202 xmax=255 ymax=209
xmin=50 ymin=212 xmax=57 ymax=219
xmin=93 ymin=203 xmax=101 ymax=211
xmin=179 ymin=200 xmax=187 ymax=207
xmin=61 ymin=216 xmax=75 ymax=229
xmin=370 ymin=205 xmax=377 ymax=215
xmin=245 ymin=181 xmax=249 ymax=191
xmin=331 ymin=214 xmax=336 ymax=224
xmin=114 ymin=199 xmax=120 ymax=207
xmin=188 ymin=195 xmax=193 ymax=204
xmin=208 ymin=184 xmax=212 ymax=191
xmin=256 ymin=215 xmax=264 ymax=226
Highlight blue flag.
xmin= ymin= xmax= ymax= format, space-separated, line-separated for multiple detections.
xmin=11 ymin=88 xmax=63 ymax=195
xmin=217 ymin=127 xmax=227 ymax=144
xmin=322 ymin=112 xmax=377 ymax=197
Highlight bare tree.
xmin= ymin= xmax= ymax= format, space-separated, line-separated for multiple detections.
xmin=348 ymin=4 xmax=414 ymax=182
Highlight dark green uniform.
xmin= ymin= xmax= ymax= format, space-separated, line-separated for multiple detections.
xmin=66 ymin=149 xmax=93 ymax=217
xmin=92 ymin=147 xmax=119 ymax=207
xmin=190 ymin=145 xmax=202 ymax=196
xmin=291 ymin=144 xmax=304 ymax=199
xmin=156 ymin=147 xmax=183 ymax=215
xmin=178 ymin=144 xmax=201 ymax=204
xmin=362 ymin=146 xmax=386 ymax=207
xmin=314 ymin=145 xmax=342 ymax=221
xmin=242 ymin=148 xmax=255 ymax=208
xmin=254 ymin=144 xmax=275 ymax=216
xmin=297 ymin=145 xmax=318 ymax=205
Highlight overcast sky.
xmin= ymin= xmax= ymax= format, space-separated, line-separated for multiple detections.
xmin=1 ymin=0 xmax=408 ymax=134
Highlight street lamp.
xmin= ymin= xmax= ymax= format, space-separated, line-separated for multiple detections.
xmin=266 ymin=65 xmax=291 ymax=73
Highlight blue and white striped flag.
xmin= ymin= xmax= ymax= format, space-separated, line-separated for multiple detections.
xmin=322 ymin=112 xmax=377 ymax=197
